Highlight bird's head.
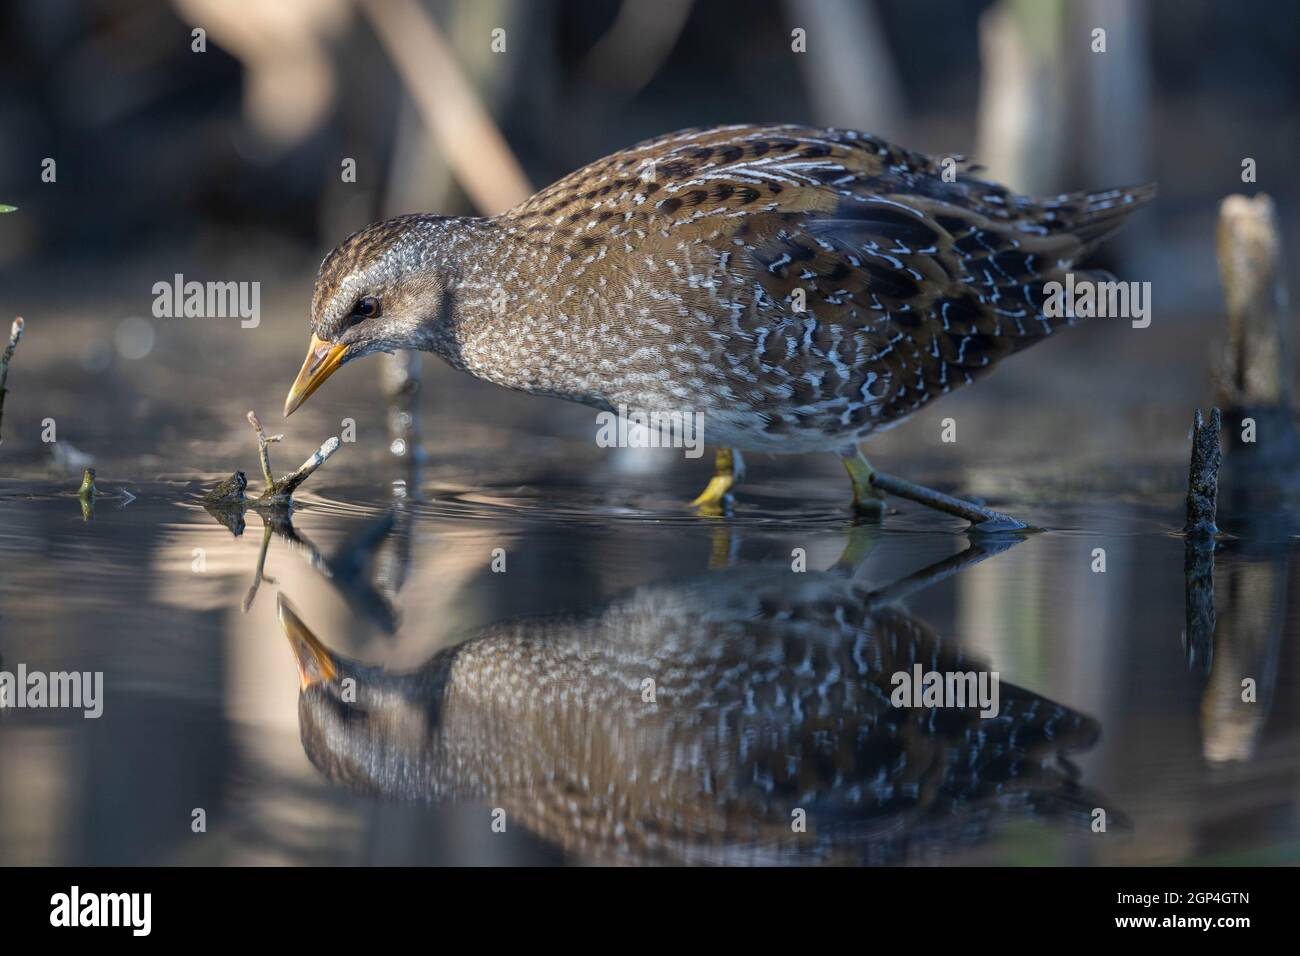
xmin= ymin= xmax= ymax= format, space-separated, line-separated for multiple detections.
xmin=283 ymin=215 xmax=456 ymax=417
xmin=276 ymin=594 xmax=459 ymax=799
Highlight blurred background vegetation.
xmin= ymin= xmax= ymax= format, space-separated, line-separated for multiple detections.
xmin=2 ymin=0 xmax=1297 ymax=294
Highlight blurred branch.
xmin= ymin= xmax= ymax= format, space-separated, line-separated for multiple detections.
xmin=172 ymin=0 xmax=349 ymax=148
xmin=581 ymin=0 xmax=694 ymax=97
xmin=1201 ymin=557 xmax=1285 ymax=764
xmin=1075 ymin=0 xmax=1151 ymax=247
xmin=0 ymin=317 xmax=24 ymax=444
xmin=784 ymin=0 xmax=904 ymax=139
xmin=975 ymin=0 xmax=1068 ymax=194
xmin=1215 ymin=193 xmax=1290 ymax=411
xmin=359 ymin=0 xmax=533 ymax=215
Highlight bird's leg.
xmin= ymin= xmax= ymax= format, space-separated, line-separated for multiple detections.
xmin=841 ymin=445 xmax=1030 ymax=532
xmin=840 ymin=447 xmax=888 ymax=517
xmin=690 ymin=447 xmax=745 ymax=513
xmin=869 ymin=469 xmax=1029 ymax=532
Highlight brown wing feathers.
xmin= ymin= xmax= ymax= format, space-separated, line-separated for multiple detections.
xmin=500 ymin=125 xmax=1152 ymax=432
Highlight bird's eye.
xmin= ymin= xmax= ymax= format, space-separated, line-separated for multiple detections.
xmin=353 ymin=295 xmax=382 ymax=320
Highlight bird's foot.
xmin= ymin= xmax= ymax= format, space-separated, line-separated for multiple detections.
xmin=690 ymin=448 xmax=744 ymax=515
xmin=690 ymin=475 xmax=735 ymax=514
xmin=850 ymin=493 xmax=888 ymax=519
xmin=842 ymin=448 xmax=888 ymax=518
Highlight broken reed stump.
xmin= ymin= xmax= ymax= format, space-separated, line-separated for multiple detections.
xmin=202 ymin=471 xmax=248 ymax=535
xmin=1184 ymin=408 xmax=1222 ymax=541
xmin=77 ymin=467 xmax=97 ymax=499
xmin=202 ymin=470 xmax=247 ymax=507
xmin=0 ymin=317 xmax=24 ymax=444
xmin=77 ymin=467 xmax=96 ymax=522
xmin=1182 ymin=408 xmax=1221 ymax=673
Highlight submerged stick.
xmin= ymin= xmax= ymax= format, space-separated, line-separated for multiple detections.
xmin=0 ymin=317 xmax=24 ymax=443
xmin=1183 ymin=407 xmax=1222 ymax=541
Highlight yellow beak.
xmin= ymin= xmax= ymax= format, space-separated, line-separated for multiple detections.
xmin=283 ymin=334 xmax=350 ymax=417
xmin=276 ymin=594 xmax=339 ymax=690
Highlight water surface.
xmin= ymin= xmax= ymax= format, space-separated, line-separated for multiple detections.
xmin=2 ymin=436 xmax=1296 ymax=865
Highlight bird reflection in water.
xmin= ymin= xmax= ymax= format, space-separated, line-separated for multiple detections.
xmin=274 ymin=535 xmax=1114 ymax=865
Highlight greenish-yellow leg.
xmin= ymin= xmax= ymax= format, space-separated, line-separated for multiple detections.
xmin=840 ymin=445 xmax=1030 ymax=532
xmin=691 ymin=447 xmax=744 ymax=512
xmin=840 ymin=447 xmax=887 ymax=516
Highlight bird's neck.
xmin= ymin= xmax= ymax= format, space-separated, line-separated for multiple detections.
xmin=434 ymin=216 xmax=618 ymax=408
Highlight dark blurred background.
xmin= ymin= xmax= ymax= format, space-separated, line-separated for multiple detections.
xmin=3 ymin=0 xmax=1298 ymax=291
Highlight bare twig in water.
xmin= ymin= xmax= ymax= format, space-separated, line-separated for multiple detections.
xmin=1184 ymin=407 xmax=1222 ymax=542
xmin=260 ymin=510 xmax=398 ymax=631
xmin=260 ymin=436 xmax=341 ymax=504
xmin=246 ymin=411 xmax=283 ymax=495
xmin=242 ymin=524 xmax=277 ymax=613
xmin=0 ymin=317 xmax=25 ymax=444
xmin=239 ymin=409 xmax=341 ymax=506
xmin=203 ymin=412 xmax=341 ymax=534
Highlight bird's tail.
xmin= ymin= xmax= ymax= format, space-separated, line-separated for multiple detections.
xmin=1037 ymin=181 xmax=1158 ymax=254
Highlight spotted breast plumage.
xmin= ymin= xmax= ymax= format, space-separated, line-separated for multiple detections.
xmin=283 ymin=124 xmax=1154 ymax=511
